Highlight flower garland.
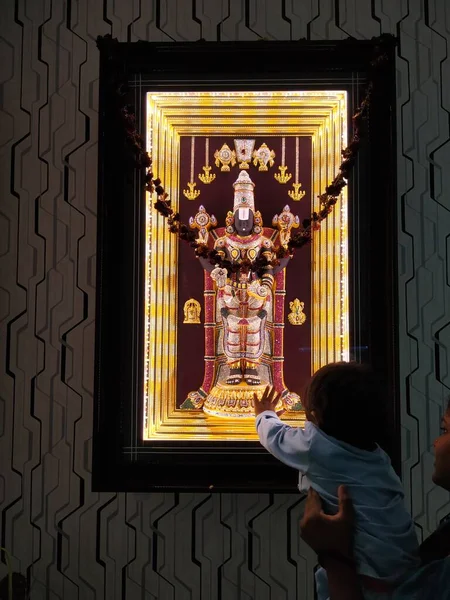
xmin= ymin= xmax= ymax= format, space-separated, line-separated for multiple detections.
xmin=117 ymin=35 xmax=395 ymax=277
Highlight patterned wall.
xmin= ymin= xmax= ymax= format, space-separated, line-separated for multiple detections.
xmin=1 ymin=1 xmax=449 ymax=598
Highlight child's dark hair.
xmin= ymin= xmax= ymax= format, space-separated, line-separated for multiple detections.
xmin=304 ymin=362 xmax=384 ymax=451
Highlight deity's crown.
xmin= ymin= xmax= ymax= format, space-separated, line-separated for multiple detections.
xmin=233 ymin=171 xmax=255 ymax=213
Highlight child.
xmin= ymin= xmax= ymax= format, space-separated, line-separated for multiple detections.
xmin=255 ymin=362 xmax=421 ymax=599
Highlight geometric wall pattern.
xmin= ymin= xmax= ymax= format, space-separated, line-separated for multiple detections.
xmin=1 ymin=0 xmax=449 ymax=597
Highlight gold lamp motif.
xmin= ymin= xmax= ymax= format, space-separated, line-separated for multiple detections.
xmin=288 ymin=136 xmax=306 ymax=201
xmin=274 ymin=165 xmax=292 ymax=184
xmin=198 ymin=138 xmax=216 ymax=184
xmin=274 ymin=138 xmax=292 ymax=183
xmin=198 ymin=166 xmax=216 ymax=184
xmin=288 ymin=182 xmax=306 ymax=202
xmin=183 ymin=181 xmax=201 ymax=200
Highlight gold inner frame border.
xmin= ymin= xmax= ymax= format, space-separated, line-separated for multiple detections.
xmin=144 ymin=91 xmax=349 ymax=441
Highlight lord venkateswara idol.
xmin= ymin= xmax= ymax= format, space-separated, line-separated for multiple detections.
xmin=181 ymin=170 xmax=301 ymax=418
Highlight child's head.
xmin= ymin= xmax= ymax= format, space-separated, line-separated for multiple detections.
xmin=304 ymin=361 xmax=383 ymax=450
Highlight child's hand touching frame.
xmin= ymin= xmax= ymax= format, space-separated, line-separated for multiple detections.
xmin=254 ymin=386 xmax=285 ymax=417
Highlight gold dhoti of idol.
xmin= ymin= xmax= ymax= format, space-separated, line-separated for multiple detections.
xmin=203 ymin=382 xmax=283 ymax=418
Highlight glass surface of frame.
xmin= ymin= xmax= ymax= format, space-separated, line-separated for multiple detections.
xmin=93 ymin=38 xmax=398 ymax=491
xmin=144 ymin=90 xmax=349 ymax=441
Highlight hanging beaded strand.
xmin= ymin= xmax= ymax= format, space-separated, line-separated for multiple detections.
xmin=288 ymin=137 xmax=305 ymax=201
xmin=183 ymin=136 xmax=201 ymax=199
xmin=198 ymin=137 xmax=216 ymax=184
xmin=274 ymin=137 xmax=292 ymax=183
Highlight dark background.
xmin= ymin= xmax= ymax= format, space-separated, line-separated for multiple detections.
xmin=176 ymin=135 xmax=313 ymax=407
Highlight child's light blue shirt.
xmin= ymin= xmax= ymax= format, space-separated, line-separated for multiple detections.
xmin=256 ymin=411 xmax=421 ymax=583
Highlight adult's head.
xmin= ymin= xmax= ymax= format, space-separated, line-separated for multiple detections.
xmin=304 ymin=362 xmax=384 ymax=451
xmin=432 ymin=397 xmax=450 ymax=492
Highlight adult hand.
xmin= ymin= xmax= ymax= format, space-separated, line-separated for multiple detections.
xmin=300 ymin=485 xmax=355 ymax=560
xmin=254 ymin=386 xmax=285 ymax=417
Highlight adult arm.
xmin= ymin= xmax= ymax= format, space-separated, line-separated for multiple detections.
xmin=300 ymin=486 xmax=363 ymax=600
xmin=319 ymin=559 xmax=363 ymax=600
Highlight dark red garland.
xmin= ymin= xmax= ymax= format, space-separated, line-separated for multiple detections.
xmin=118 ymin=36 xmax=394 ymax=276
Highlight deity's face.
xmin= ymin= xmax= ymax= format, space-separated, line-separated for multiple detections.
xmin=234 ymin=204 xmax=254 ymax=236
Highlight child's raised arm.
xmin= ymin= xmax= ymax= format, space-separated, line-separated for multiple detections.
xmin=256 ymin=411 xmax=311 ymax=470
xmin=255 ymin=387 xmax=311 ymax=471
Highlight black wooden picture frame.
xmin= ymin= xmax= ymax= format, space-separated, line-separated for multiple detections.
xmin=93 ymin=37 xmax=398 ymax=492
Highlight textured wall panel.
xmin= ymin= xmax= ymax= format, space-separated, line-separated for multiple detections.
xmin=396 ymin=0 xmax=450 ymax=544
xmin=1 ymin=0 xmax=449 ymax=598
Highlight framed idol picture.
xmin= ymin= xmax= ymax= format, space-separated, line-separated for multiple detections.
xmin=93 ymin=36 xmax=398 ymax=491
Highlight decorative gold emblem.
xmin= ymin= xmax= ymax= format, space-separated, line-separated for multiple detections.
xmin=198 ymin=138 xmax=216 ymax=184
xmin=288 ymin=299 xmax=306 ymax=326
xmin=183 ymin=298 xmax=201 ymax=324
xmin=274 ymin=165 xmax=292 ymax=184
xmin=274 ymin=138 xmax=292 ymax=183
xmin=183 ymin=181 xmax=201 ymax=200
xmin=234 ymin=139 xmax=255 ymax=169
xmin=288 ymin=182 xmax=306 ymax=202
xmin=252 ymin=142 xmax=275 ymax=171
xmin=272 ymin=205 xmax=300 ymax=247
xmin=189 ymin=205 xmax=217 ymax=244
xmin=214 ymin=143 xmax=236 ymax=171
xmin=184 ymin=137 xmax=201 ymax=199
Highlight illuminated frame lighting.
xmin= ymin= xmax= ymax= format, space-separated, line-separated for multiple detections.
xmin=144 ymin=90 xmax=349 ymax=441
